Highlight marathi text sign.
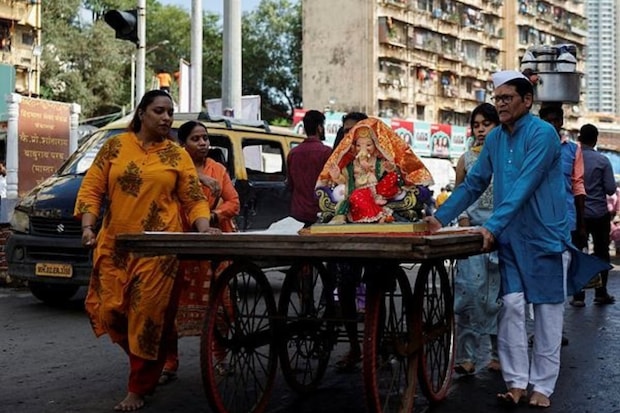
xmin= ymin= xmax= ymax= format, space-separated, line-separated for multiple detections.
xmin=18 ymin=97 xmax=71 ymax=196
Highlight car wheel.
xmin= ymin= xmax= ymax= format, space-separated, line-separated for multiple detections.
xmin=28 ymin=282 xmax=80 ymax=305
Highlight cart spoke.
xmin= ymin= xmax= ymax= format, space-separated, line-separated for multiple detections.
xmin=278 ymin=261 xmax=336 ymax=394
xmin=202 ymin=261 xmax=277 ymax=413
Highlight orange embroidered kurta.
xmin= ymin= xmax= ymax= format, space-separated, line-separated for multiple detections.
xmin=74 ymin=132 xmax=210 ymax=360
xmin=175 ymin=158 xmax=240 ymax=336
xmin=203 ymin=158 xmax=240 ymax=233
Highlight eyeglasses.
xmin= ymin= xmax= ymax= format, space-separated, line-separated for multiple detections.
xmin=491 ymin=94 xmax=519 ymax=104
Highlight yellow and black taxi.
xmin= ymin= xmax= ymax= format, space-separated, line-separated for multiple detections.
xmin=6 ymin=112 xmax=304 ymax=304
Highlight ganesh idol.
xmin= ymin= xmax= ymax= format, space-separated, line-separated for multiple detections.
xmin=316 ymin=118 xmax=434 ymax=224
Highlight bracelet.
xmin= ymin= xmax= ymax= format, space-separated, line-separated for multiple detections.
xmin=82 ymin=225 xmax=95 ymax=231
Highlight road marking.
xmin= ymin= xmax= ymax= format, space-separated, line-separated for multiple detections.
xmin=0 ymin=290 xmax=33 ymax=299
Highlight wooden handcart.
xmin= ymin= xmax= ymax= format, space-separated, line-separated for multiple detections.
xmin=116 ymin=231 xmax=483 ymax=413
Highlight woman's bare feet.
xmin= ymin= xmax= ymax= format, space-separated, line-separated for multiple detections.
xmin=114 ymin=392 xmax=145 ymax=411
xmin=529 ymin=391 xmax=551 ymax=408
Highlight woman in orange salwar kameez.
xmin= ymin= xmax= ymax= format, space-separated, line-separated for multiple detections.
xmin=159 ymin=120 xmax=240 ymax=383
xmin=75 ymin=90 xmax=218 ymax=412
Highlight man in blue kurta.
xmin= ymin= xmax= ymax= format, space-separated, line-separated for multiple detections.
xmin=425 ymin=71 xmax=576 ymax=408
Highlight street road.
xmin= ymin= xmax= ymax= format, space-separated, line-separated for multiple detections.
xmin=1 ymin=268 xmax=620 ymax=413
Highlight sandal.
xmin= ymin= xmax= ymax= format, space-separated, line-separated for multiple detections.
xmin=594 ymin=294 xmax=615 ymax=305
xmin=158 ymin=370 xmax=177 ymax=385
xmin=335 ymin=351 xmax=361 ymax=372
xmin=486 ymin=359 xmax=501 ymax=372
xmin=215 ymin=363 xmax=234 ymax=376
xmin=454 ymin=362 xmax=475 ymax=375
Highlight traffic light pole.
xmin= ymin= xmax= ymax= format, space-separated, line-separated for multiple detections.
xmin=135 ymin=0 xmax=146 ymax=106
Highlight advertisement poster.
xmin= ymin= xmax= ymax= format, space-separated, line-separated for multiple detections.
xmin=292 ymin=109 xmax=344 ymax=147
xmin=411 ymin=121 xmax=431 ymax=157
xmin=450 ymin=126 xmax=468 ymax=159
xmin=391 ymin=118 xmax=414 ymax=145
xmin=290 ymin=110 xmax=469 ymax=162
xmin=430 ymin=123 xmax=452 ymax=158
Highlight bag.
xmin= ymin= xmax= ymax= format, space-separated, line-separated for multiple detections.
xmin=582 ymin=247 xmax=603 ymax=289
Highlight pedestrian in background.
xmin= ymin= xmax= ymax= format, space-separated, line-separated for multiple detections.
xmin=537 ymin=104 xmax=586 ymax=346
xmin=327 ymin=111 xmax=368 ymax=371
xmin=571 ymin=124 xmax=616 ymax=306
xmin=287 ymin=109 xmax=332 ymax=228
xmin=539 ymin=104 xmax=587 ymax=251
xmin=608 ymin=181 xmax=620 ymax=257
xmin=75 ymin=90 xmax=216 ymax=412
xmin=424 ymin=71 xmax=608 ymax=408
xmin=453 ymin=103 xmax=501 ymax=375
xmin=159 ymin=120 xmax=240 ymax=385
xmin=156 ymin=68 xmax=172 ymax=94
xmin=332 ymin=112 xmax=368 ymax=150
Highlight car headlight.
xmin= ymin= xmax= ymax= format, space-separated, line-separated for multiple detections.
xmin=10 ymin=209 xmax=30 ymax=233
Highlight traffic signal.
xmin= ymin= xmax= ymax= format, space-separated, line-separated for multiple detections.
xmin=104 ymin=9 xmax=138 ymax=44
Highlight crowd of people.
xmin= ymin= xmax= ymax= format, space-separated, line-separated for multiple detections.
xmin=75 ymin=69 xmax=618 ymax=411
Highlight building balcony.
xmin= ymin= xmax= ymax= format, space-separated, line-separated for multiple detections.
xmin=460 ymin=27 xmax=485 ymax=44
xmin=441 ymin=84 xmax=458 ymax=98
xmin=483 ymin=61 xmax=499 ymax=72
xmin=413 ymin=17 xmax=438 ymax=32
xmin=440 ymin=52 xmax=462 ymax=63
xmin=460 ymin=64 xmax=481 ymax=78
xmin=379 ymin=43 xmax=410 ymax=62
xmin=379 ymin=0 xmax=409 ymax=10
xmin=435 ymin=23 xmax=459 ymax=38
xmin=0 ymin=2 xmax=39 ymax=28
xmin=377 ymin=79 xmax=410 ymax=103
xmin=571 ymin=26 xmax=587 ymax=37
xmin=438 ymin=60 xmax=459 ymax=73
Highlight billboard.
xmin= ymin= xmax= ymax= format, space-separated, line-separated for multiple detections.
xmin=292 ymin=109 xmax=471 ymax=162
xmin=18 ymin=97 xmax=71 ymax=196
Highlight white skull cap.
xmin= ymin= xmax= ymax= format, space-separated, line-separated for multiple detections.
xmin=492 ymin=70 xmax=530 ymax=88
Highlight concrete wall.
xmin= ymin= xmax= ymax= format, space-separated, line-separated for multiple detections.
xmin=302 ymin=0 xmax=375 ymax=114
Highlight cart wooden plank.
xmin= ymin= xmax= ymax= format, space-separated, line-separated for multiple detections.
xmin=116 ymin=230 xmax=483 ymax=261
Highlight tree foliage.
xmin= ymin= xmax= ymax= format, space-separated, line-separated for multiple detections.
xmin=242 ymin=0 xmax=302 ymax=117
xmin=39 ymin=0 xmax=301 ymax=121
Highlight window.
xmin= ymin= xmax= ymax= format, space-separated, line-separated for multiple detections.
xmin=242 ymin=138 xmax=286 ymax=181
xmin=416 ymin=105 xmax=425 ymax=121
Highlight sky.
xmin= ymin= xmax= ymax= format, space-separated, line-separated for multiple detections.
xmin=159 ymin=0 xmax=262 ymax=14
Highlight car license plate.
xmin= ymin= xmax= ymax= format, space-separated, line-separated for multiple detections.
xmin=35 ymin=263 xmax=73 ymax=278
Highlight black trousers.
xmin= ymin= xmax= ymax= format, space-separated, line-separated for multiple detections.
xmin=574 ymin=213 xmax=611 ymax=300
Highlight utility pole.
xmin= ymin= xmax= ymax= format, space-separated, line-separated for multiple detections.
xmin=222 ymin=0 xmax=242 ymax=118
xmin=190 ymin=0 xmax=203 ymax=112
xmin=135 ymin=0 xmax=146 ymax=104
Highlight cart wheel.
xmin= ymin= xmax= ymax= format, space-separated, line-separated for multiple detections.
xmin=414 ymin=261 xmax=455 ymax=403
xmin=278 ymin=261 xmax=336 ymax=394
xmin=201 ymin=261 xmax=278 ymax=413
xmin=363 ymin=265 xmax=420 ymax=413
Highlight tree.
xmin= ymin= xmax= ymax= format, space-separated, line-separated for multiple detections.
xmin=40 ymin=1 xmax=130 ymax=117
xmin=39 ymin=0 xmax=302 ymax=121
xmin=241 ymin=0 xmax=302 ymax=119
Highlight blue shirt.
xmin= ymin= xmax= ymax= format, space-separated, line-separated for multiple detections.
xmin=580 ymin=146 xmax=616 ymax=219
xmin=436 ymin=113 xmax=571 ymax=303
xmin=561 ymin=140 xmax=578 ymax=230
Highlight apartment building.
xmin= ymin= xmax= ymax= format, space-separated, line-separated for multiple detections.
xmin=302 ymin=0 xmax=586 ymax=128
xmin=0 ymin=0 xmax=41 ymax=98
xmin=585 ymin=0 xmax=618 ymax=115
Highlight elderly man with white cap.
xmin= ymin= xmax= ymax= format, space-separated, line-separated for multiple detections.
xmin=424 ymin=70 xmax=610 ymax=408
